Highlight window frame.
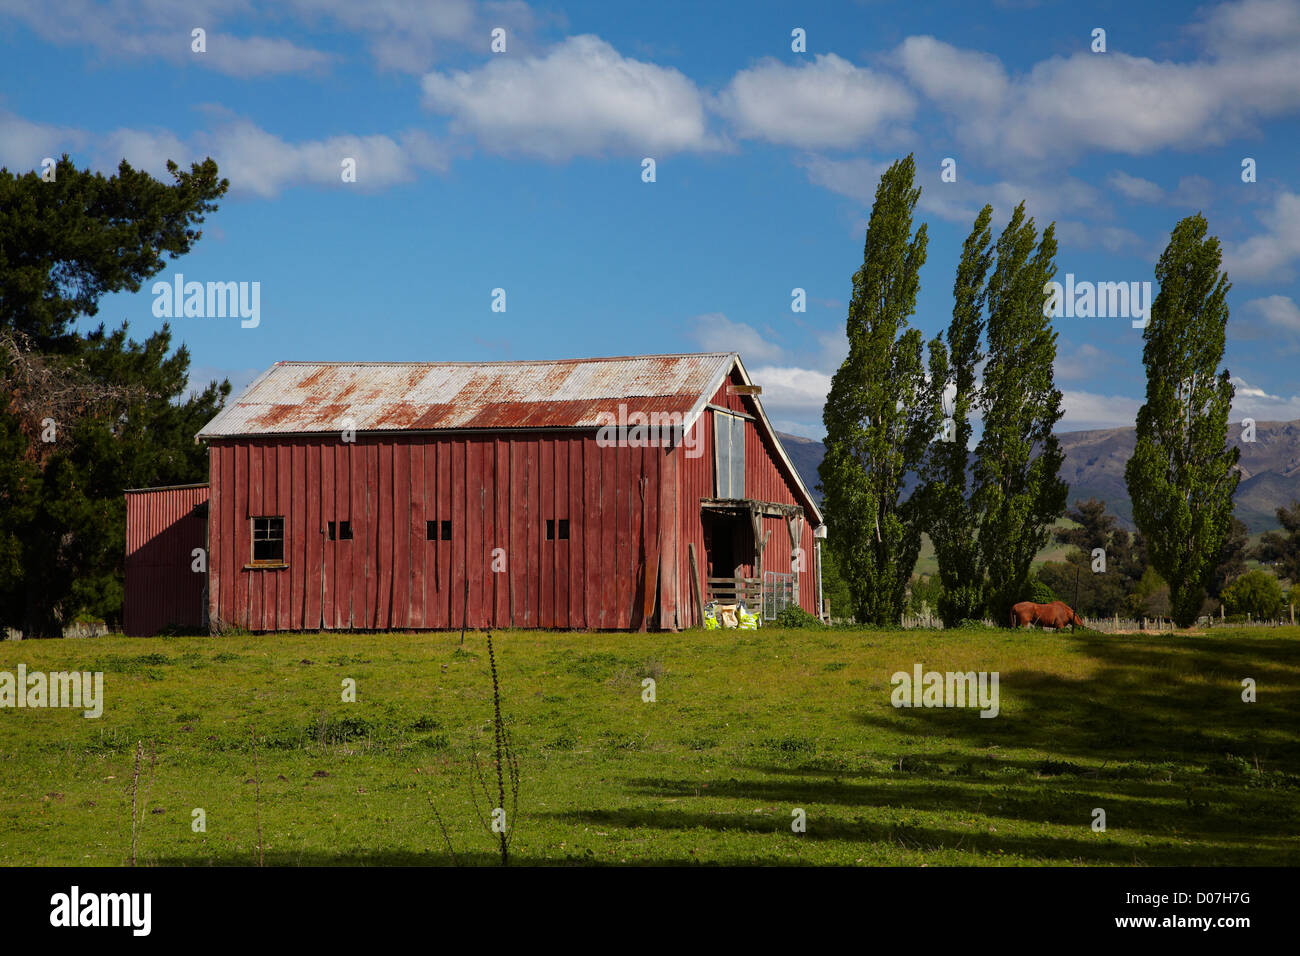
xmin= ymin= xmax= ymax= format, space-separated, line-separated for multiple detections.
xmin=249 ymin=515 xmax=286 ymax=568
xmin=714 ymin=411 xmax=746 ymax=499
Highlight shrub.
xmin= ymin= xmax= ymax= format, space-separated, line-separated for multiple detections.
xmin=1220 ymin=570 xmax=1285 ymax=620
xmin=1029 ymin=575 xmax=1057 ymax=604
xmin=774 ymin=605 xmax=824 ymax=629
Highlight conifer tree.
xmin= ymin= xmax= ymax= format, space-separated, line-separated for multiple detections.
xmin=923 ymin=204 xmax=993 ymax=624
xmin=1125 ymin=214 xmax=1238 ymax=627
xmin=972 ymin=203 xmax=1068 ymax=622
xmin=820 ymin=155 xmax=938 ymax=625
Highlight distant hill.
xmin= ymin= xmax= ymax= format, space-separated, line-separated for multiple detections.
xmin=777 ymin=419 xmax=1300 ymax=533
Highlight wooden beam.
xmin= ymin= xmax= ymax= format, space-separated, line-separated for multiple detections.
xmin=704 ymin=404 xmax=755 ymax=421
xmin=688 ymin=543 xmax=703 ymax=627
xmin=727 ymin=384 xmax=762 ymax=396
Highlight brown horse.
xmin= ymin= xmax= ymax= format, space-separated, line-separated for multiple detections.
xmin=1010 ymin=600 xmax=1084 ymax=630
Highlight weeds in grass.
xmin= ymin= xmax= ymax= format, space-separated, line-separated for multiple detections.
xmin=432 ymin=632 xmax=522 ymax=866
xmin=127 ymin=739 xmax=156 ymax=866
xmin=251 ymin=726 xmax=263 ymax=867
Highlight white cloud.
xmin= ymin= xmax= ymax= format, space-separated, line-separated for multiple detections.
xmin=0 ymin=0 xmax=537 ymax=74
xmin=1231 ymin=375 xmax=1300 ymax=420
xmin=690 ymin=313 xmax=785 ymax=363
xmin=715 ymin=53 xmax=914 ymax=148
xmin=284 ymin=0 xmax=539 ymax=72
xmin=0 ymin=112 xmax=84 ymax=170
xmin=800 ymin=154 xmax=1142 ymax=252
xmin=1 ymin=108 xmax=450 ymax=197
xmin=896 ymin=14 xmax=1300 ymax=161
xmin=0 ymin=1 xmax=333 ymax=75
xmin=1246 ymin=295 xmax=1300 ymax=332
xmin=421 ymin=35 xmax=717 ymax=159
xmin=1054 ymin=220 xmax=1149 ymax=255
xmin=196 ymin=121 xmax=450 ymax=197
xmin=802 ymin=155 xmax=1101 ymax=223
xmin=1108 ymin=171 xmax=1165 ymax=203
xmin=749 ymin=364 xmax=835 ymax=421
xmin=1191 ymin=0 xmax=1300 ymax=55
xmin=894 ymin=35 xmax=1008 ymax=109
xmin=1107 ymin=171 xmax=1215 ymax=208
xmin=1223 ymin=191 xmax=1300 ymax=281
xmin=1054 ymin=343 xmax=1110 ymax=381
xmin=1058 ymin=390 xmax=1143 ymax=431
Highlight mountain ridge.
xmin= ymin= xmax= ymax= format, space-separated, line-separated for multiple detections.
xmin=777 ymin=419 xmax=1300 ymax=533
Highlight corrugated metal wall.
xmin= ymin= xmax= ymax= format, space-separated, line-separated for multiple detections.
xmin=124 ymin=485 xmax=210 ymax=636
xmin=207 ymin=432 xmax=675 ymax=631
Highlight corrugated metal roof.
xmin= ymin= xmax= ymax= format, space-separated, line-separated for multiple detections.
xmin=197 ymin=353 xmax=738 ymax=438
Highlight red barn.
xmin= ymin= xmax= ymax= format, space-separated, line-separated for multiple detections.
xmin=189 ymin=352 xmax=824 ymax=632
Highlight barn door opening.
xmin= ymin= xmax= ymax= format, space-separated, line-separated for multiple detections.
xmin=701 ymin=509 xmax=758 ymax=607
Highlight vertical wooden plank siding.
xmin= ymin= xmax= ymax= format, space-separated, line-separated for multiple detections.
xmin=204 ymin=400 xmax=818 ymax=631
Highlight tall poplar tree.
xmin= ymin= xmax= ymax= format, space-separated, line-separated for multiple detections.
xmin=1125 ymin=214 xmax=1238 ymax=627
xmin=923 ymin=204 xmax=994 ymax=624
xmin=972 ymin=202 xmax=1067 ymax=622
xmin=819 ymin=155 xmax=937 ymax=625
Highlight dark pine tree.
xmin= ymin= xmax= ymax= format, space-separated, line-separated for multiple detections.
xmin=0 ymin=156 xmax=230 ymax=635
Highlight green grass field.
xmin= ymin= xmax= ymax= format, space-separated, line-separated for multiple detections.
xmin=2 ymin=625 xmax=1298 ymax=866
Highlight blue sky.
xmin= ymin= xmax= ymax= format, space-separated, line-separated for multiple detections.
xmin=2 ymin=0 xmax=1298 ymax=439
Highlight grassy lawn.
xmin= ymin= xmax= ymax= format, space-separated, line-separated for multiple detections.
xmin=2 ymin=625 xmax=1298 ymax=866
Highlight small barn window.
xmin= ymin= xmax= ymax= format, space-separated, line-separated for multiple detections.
xmin=328 ymin=521 xmax=353 ymax=541
xmin=426 ymin=520 xmax=452 ymax=541
xmin=546 ymin=519 xmax=571 ymax=541
xmin=558 ymin=519 xmax=569 ymax=540
xmin=714 ymin=412 xmax=746 ymax=499
xmin=252 ymin=516 xmax=284 ymax=562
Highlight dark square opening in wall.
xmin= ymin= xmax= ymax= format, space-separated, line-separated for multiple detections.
xmin=546 ymin=519 xmax=555 ymax=540
xmin=441 ymin=520 xmax=452 ymax=541
xmin=427 ymin=520 xmax=451 ymax=541
xmin=546 ymin=519 xmax=570 ymax=541
xmin=328 ymin=521 xmax=352 ymax=541
xmin=252 ymin=516 xmax=284 ymax=562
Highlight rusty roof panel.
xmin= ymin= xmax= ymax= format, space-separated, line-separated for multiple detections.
xmin=198 ymin=353 xmax=736 ymax=438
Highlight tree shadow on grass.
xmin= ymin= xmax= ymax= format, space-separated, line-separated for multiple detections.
xmin=852 ymin=633 xmax=1300 ymax=773
xmin=621 ymin=766 xmax=1294 ymax=842
xmin=542 ymin=804 xmax=1293 ymax=865
xmin=145 ymin=849 xmax=814 ymax=866
xmin=535 ymin=633 xmax=1300 ymax=865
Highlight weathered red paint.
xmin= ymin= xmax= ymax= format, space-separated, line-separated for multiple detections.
xmin=124 ymin=484 xmax=209 ymax=635
xmin=201 ymin=354 xmax=823 ymax=632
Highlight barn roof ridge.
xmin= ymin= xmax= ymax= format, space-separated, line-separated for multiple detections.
xmin=265 ymin=351 xmax=738 ymax=367
xmin=199 ymin=352 xmax=739 ymax=441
